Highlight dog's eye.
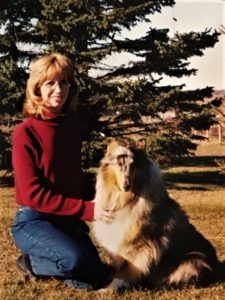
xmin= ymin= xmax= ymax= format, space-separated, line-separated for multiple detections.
xmin=117 ymin=154 xmax=129 ymax=167
xmin=117 ymin=156 xmax=124 ymax=166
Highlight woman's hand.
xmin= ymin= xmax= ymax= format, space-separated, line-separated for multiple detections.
xmin=92 ymin=201 xmax=115 ymax=223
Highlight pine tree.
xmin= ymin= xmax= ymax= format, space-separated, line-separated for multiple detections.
xmin=0 ymin=0 xmax=221 ymax=168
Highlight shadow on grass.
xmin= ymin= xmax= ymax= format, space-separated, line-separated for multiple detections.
xmin=219 ymin=261 xmax=225 ymax=283
xmin=163 ymin=156 xmax=225 ymax=190
xmin=163 ymin=170 xmax=225 ymax=190
xmin=172 ymin=156 xmax=225 ymax=167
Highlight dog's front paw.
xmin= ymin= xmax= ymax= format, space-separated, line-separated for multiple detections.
xmin=96 ymin=277 xmax=129 ymax=295
xmin=106 ymin=277 xmax=130 ymax=290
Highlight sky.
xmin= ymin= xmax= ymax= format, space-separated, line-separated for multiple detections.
xmin=97 ymin=0 xmax=225 ymax=91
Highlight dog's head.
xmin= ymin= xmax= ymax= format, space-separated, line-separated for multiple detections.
xmin=100 ymin=139 xmax=167 ymax=202
xmin=101 ymin=139 xmax=134 ymax=192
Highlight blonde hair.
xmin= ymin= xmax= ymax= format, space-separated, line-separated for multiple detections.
xmin=23 ymin=53 xmax=77 ymax=118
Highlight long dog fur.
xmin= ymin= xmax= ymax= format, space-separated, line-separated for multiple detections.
xmin=93 ymin=140 xmax=219 ymax=290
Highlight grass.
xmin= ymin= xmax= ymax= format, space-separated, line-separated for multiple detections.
xmin=1 ymin=142 xmax=225 ymax=299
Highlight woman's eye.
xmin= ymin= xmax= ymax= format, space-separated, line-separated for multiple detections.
xmin=43 ymin=80 xmax=70 ymax=89
xmin=45 ymin=81 xmax=54 ymax=86
xmin=60 ymin=80 xmax=68 ymax=88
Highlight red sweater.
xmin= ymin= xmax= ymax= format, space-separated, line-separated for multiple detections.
xmin=12 ymin=111 xmax=94 ymax=221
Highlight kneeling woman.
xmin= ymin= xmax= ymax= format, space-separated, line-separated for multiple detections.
xmin=11 ymin=53 xmax=114 ymax=290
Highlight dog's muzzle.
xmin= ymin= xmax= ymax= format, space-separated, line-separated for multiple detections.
xmin=123 ymin=178 xmax=131 ymax=191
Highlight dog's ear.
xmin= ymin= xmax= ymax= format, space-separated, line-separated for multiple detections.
xmin=135 ymin=138 xmax=146 ymax=150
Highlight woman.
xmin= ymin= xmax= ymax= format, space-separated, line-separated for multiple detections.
xmin=11 ymin=53 xmax=114 ymax=290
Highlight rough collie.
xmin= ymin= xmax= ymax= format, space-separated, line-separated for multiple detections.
xmin=93 ymin=139 xmax=219 ymax=290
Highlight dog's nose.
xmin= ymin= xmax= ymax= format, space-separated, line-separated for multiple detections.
xmin=123 ymin=183 xmax=130 ymax=192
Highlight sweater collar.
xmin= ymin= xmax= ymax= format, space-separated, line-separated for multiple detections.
xmin=42 ymin=108 xmax=66 ymax=120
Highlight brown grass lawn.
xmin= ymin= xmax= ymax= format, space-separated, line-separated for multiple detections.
xmin=0 ymin=142 xmax=225 ymax=300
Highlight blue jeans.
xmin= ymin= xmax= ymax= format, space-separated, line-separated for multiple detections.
xmin=11 ymin=206 xmax=108 ymax=288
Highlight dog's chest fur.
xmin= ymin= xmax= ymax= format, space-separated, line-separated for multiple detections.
xmin=94 ymin=205 xmax=134 ymax=253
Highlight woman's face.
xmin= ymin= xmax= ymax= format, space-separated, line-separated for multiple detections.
xmin=39 ymin=74 xmax=70 ymax=113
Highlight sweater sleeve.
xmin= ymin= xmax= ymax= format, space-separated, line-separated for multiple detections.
xmin=12 ymin=125 xmax=94 ymax=221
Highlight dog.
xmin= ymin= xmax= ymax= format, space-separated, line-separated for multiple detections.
xmin=93 ymin=139 xmax=219 ymax=290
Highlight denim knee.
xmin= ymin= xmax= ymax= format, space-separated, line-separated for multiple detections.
xmin=57 ymin=252 xmax=83 ymax=276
